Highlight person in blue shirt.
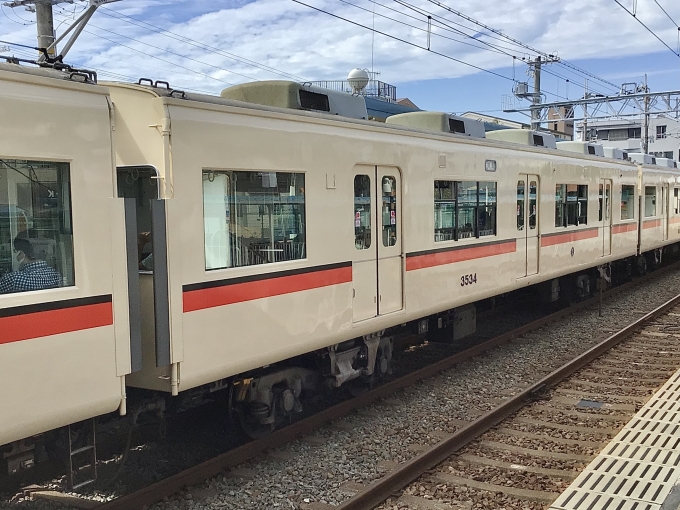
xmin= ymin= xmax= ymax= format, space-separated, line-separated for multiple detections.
xmin=0 ymin=237 xmax=62 ymax=294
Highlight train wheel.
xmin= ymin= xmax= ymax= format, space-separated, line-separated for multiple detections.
xmin=227 ymin=385 xmax=275 ymax=440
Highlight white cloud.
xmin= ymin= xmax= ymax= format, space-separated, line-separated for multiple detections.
xmin=1 ymin=0 xmax=679 ymax=95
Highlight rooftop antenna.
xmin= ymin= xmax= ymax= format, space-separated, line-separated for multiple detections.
xmin=2 ymin=0 xmax=122 ymax=61
xmin=371 ymin=0 xmax=375 ymax=74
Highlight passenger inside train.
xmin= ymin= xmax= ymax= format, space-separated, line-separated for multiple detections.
xmin=0 ymin=159 xmax=73 ymax=293
xmin=0 ymin=237 xmax=62 ymax=293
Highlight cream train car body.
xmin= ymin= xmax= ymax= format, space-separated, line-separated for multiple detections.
xmin=106 ymin=82 xmax=656 ymax=424
xmin=639 ymin=164 xmax=680 ymax=255
xmin=0 ymin=67 xmax=131 ymax=451
xmin=1 ymin=63 xmax=680 ymax=458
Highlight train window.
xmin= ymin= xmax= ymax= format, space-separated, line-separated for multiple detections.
xmin=517 ymin=181 xmax=525 ymax=231
xmin=477 ymin=182 xmax=497 ymax=237
xmin=457 ymin=181 xmax=477 ymax=239
xmin=645 ymin=186 xmax=657 ymax=217
xmin=529 ymin=181 xmax=537 ymax=229
xmin=674 ymin=188 xmax=679 ymax=215
xmin=354 ymin=175 xmax=371 ymax=250
xmin=0 ymin=159 xmax=74 ymax=294
xmin=435 ymin=181 xmax=455 ymax=241
xmin=555 ymin=186 xmax=565 ymax=227
xmin=202 ymin=170 xmax=306 ymax=269
xmin=621 ymin=185 xmax=635 ymax=220
xmin=434 ymin=181 xmax=497 ymax=241
xmin=381 ymin=176 xmax=398 ymax=247
xmin=555 ymin=184 xmax=587 ymax=227
xmin=599 ymin=184 xmax=603 ymax=222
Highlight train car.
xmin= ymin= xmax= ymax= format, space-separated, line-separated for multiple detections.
xmin=639 ymin=163 xmax=680 ymax=266
xmin=0 ymin=64 xmax=131 ymax=480
xmin=2 ymin=61 xmax=680 ymax=475
xmin=104 ymin=80 xmax=652 ymax=434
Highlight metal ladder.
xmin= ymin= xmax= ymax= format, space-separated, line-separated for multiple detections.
xmin=67 ymin=419 xmax=97 ymax=490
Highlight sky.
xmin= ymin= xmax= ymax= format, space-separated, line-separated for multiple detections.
xmin=1 ymin=0 xmax=679 ymax=124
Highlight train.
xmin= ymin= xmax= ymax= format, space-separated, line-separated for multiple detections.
xmin=1 ymin=60 xmax=679 ymax=483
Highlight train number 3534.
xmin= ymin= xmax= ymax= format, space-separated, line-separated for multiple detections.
xmin=461 ymin=273 xmax=477 ymax=286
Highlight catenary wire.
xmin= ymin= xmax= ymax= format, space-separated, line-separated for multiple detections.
xmin=98 ymin=6 xmax=305 ymax=82
xmin=292 ymin=0 xmax=515 ymax=82
xmin=336 ymin=0 xmax=516 ymax=57
xmin=653 ymin=0 xmax=679 ymax=29
xmin=419 ymin=0 xmax=623 ymax=92
xmin=387 ymin=0 xmax=611 ymax=97
xmin=613 ymin=0 xmax=680 ymax=57
xmin=76 ymin=28 xmax=237 ymax=86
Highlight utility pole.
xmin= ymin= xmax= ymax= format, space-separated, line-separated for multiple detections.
xmin=3 ymin=0 xmax=121 ymax=60
xmin=521 ymin=54 xmax=560 ymax=132
xmin=531 ymin=56 xmax=542 ymax=131
xmin=35 ymin=1 xmax=55 ymax=57
xmin=643 ymin=73 xmax=650 ymax=154
xmin=582 ymin=79 xmax=588 ymax=141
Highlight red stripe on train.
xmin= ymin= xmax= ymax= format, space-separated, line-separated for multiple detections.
xmin=406 ymin=240 xmax=516 ymax=271
xmin=183 ymin=266 xmax=353 ymax=313
xmin=643 ymin=219 xmax=662 ymax=229
xmin=0 ymin=302 xmax=113 ymax=345
xmin=612 ymin=223 xmax=637 ymax=234
xmin=540 ymin=228 xmax=598 ymax=247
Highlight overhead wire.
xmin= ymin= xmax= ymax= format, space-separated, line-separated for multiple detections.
xmin=387 ymin=0 xmax=611 ymax=97
xmin=418 ymin=0 xmax=622 ymax=92
xmin=98 ymin=6 xmax=306 ymax=82
xmin=292 ymin=0 xmax=515 ymax=82
xmin=336 ymin=0 xmax=516 ymax=57
xmin=613 ymin=0 xmax=680 ymax=58
xmin=653 ymin=0 xmax=679 ymax=28
xmin=75 ymin=28 xmax=237 ymax=86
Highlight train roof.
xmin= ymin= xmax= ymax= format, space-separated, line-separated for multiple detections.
xmin=103 ymin=80 xmax=645 ymax=171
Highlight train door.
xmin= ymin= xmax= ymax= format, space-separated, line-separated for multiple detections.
xmin=601 ymin=179 xmax=612 ymax=256
xmin=377 ymin=166 xmax=403 ymax=314
xmin=351 ymin=166 xmax=403 ymax=323
xmin=116 ymin=166 xmax=170 ymax=370
xmin=518 ymin=174 xmax=539 ymax=277
xmin=352 ymin=170 xmax=377 ymax=322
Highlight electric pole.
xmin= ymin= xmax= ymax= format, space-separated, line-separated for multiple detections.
xmin=531 ymin=56 xmax=542 ymax=131
xmin=582 ymin=80 xmax=588 ymax=141
xmin=643 ymin=74 xmax=650 ymax=154
xmin=35 ymin=2 xmax=55 ymax=56
xmin=524 ymin=54 xmax=560 ymax=131
xmin=3 ymin=0 xmax=121 ymax=59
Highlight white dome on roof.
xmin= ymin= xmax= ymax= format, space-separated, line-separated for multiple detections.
xmin=347 ymin=68 xmax=370 ymax=93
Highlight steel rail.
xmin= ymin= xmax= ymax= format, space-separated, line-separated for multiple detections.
xmin=95 ymin=263 xmax=680 ymax=510
xmin=336 ymin=293 xmax=680 ymax=510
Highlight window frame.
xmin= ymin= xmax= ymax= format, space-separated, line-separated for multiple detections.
xmin=621 ymin=184 xmax=636 ymax=220
xmin=644 ymin=185 xmax=657 ymax=218
xmin=0 ymin=158 xmax=74 ymax=295
xmin=434 ymin=180 xmax=497 ymax=242
xmin=201 ymin=169 xmax=307 ymax=271
xmin=555 ymin=183 xmax=588 ymax=227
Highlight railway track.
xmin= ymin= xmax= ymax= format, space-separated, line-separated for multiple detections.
xmin=60 ymin=265 xmax=680 ymax=510
xmin=351 ymin=296 xmax=680 ymax=510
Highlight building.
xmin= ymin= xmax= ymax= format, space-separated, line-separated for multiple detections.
xmin=547 ymin=106 xmax=574 ymax=140
xmin=577 ymin=115 xmax=680 ymax=161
